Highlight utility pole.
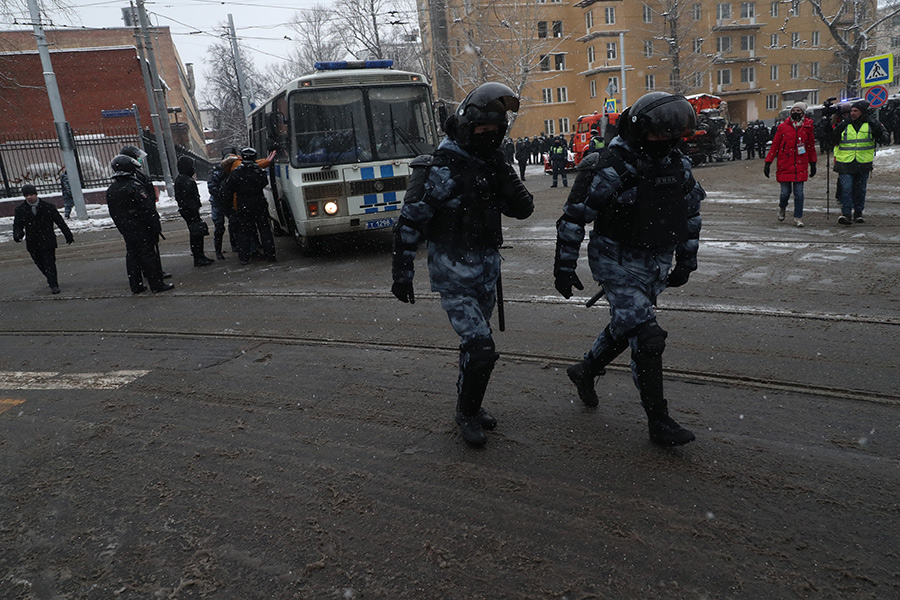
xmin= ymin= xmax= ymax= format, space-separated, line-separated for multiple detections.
xmin=619 ymin=32 xmax=627 ymax=110
xmin=136 ymin=0 xmax=177 ymax=198
xmin=228 ymin=14 xmax=252 ymax=121
xmin=25 ymin=0 xmax=87 ymax=220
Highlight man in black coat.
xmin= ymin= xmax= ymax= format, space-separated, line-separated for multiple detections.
xmin=106 ymin=154 xmax=173 ymax=293
xmin=175 ymin=156 xmax=214 ymax=266
xmin=120 ymin=145 xmax=171 ymax=280
xmin=13 ymin=184 xmax=74 ymax=294
xmin=220 ymin=147 xmax=276 ymax=264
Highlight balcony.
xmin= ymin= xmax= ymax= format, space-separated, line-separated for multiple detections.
xmin=713 ymin=53 xmax=763 ymax=65
xmin=713 ymin=18 xmax=764 ymax=31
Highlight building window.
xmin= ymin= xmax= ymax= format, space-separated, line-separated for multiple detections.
xmin=741 ymin=35 xmax=755 ymax=51
xmin=741 ymin=66 xmax=755 ymax=83
xmin=717 ymin=36 xmax=732 ymax=54
xmin=694 ymin=72 xmax=704 ymax=88
xmin=694 ymin=38 xmax=704 ymax=53
xmin=766 ymin=94 xmax=778 ymax=110
xmin=790 ymin=0 xmax=799 ymax=16
xmin=590 ymin=80 xmax=597 ymax=98
xmin=810 ymin=62 xmax=819 ymax=78
xmin=554 ymin=54 xmax=566 ymax=70
xmin=559 ymin=117 xmax=570 ymax=133
xmin=643 ymin=4 xmax=653 ymax=23
xmin=791 ymin=32 xmax=800 ymax=48
xmin=646 ymin=74 xmax=656 ymax=90
xmin=553 ymin=21 xmax=563 ymax=37
xmin=770 ymin=1 xmax=778 ymax=17
xmin=557 ymin=87 xmax=568 ymax=103
xmin=543 ymin=88 xmax=553 ymax=103
xmin=540 ymin=54 xmax=550 ymax=71
xmin=587 ymin=46 xmax=595 ymax=64
xmin=717 ymin=69 xmax=732 ymax=85
xmin=644 ymin=40 xmax=654 ymax=57
xmin=741 ymin=2 xmax=755 ymax=18
xmin=893 ymin=36 xmax=900 ymax=49
xmin=812 ymin=31 xmax=820 ymax=46
xmin=607 ymin=42 xmax=617 ymax=60
xmin=809 ymin=90 xmax=819 ymax=104
xmin=605 ymin=6 xmax=615 ymax=24
xmin=544 ymin=119 xmax=555 ymax=136
xmin=693 ymin=3 xmax=702 ymax=20
xmin=585 ymin=10 xmax=593 ymax=30
xmin=770 ymin=33 xmax=778 ymax=48
xmin=770 ymin=64 xmax=778 ymax=80
xmin=717 ymin=3 xmax=732 ymax=20
xmin=790 ymin=63 xmax=799 ymax=79
xmin=537 ymin=21 xmax=548 ymax=38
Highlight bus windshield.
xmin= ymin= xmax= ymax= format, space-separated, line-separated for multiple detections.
xmin=291 ymin=85 xmax=436 ymax=168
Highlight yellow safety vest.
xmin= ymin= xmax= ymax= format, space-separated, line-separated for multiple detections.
xmin=834 ymin=122 xmax=875 ymax=164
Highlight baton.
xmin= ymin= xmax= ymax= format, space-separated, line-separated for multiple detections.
xmin=496 ymin=274 xmax=505 ymax=332
xmin=585 ymin=286 xmax=606 ymax=308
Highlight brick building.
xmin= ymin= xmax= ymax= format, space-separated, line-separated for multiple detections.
xmin=0 ymin=27 xmax=206 ymax=156
xmin=418 ymin=0 xmax=850 ymax=137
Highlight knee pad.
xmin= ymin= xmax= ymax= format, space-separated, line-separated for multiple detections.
xmin=631 ymin=320 xmax=667 ymax=358
xmin=461 ymin=337 xmax=499 ymax=372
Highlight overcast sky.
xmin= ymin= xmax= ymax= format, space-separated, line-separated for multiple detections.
xmin=3 ymin=0 xmax=323 ymax=98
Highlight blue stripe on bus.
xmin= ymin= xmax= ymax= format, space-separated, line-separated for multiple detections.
xmin=380 ymin=164 xmax=394 ymax=178
xmin=364 ymin=207 xmax=378 ymax=213
xmin=384 ymin=191 xmax=396 ymax=203
xmin=361 ymin=167 xmax=375 ymax=180
xmin=364 ymin=194 xmax=378 ymax=205
xmin=384 ymin=205 xmax=398 ymax=211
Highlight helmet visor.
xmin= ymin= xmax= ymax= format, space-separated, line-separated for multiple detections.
xmin=636 ymin=95 xmax=696 ymax=139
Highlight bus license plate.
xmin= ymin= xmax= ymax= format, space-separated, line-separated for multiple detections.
xmin=366 ymin=217 xmax=396 ymax=230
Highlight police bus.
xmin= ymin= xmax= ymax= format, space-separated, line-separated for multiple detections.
xmin=246 ymin=60 xmax=438 ymax=251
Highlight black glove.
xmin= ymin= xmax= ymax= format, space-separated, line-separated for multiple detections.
xmin=809 ymin=162 xmax=817 ymax=177
xmin=391 ymin=281 xmax=415 ymax=304
xmin=763 ymin=162 xmax=771 ymax=178
xmin=666 ymin=265 xmax=692 ymax=288
xmin=66 ymin=236 xmax=74 ymax=245
xmin=554 ymin=271 xmax=584 ymax=299
xmin=13 ymin=236 xmax=21 ymax=243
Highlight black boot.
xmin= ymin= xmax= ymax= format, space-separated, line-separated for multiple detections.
xmin=567 ymin=327 xmax=629 ymax=407
xmin=633 ymin=336 xmax=694 ymax=446
xmin=455 ymin=339 xmax=499 ymax=446
xmin=214 ymin=228 xmax=226 ymax=260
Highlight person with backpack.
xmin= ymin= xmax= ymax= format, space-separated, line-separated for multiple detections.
xmin=390 ymin=83 xmax=534 ymax=447
xmin=553 ymin=91 xmax=705 ymax=447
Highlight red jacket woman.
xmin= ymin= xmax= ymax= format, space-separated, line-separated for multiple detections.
xmin=764 ymin=102 xmax=817 ymax=226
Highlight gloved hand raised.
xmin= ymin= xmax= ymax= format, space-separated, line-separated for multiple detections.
xmin=391 ymin=281 xmax=415 ymax=304
xmin=763 ymin=162 xmax=771 ymax=178
xmin=666 ymin=264 xmax=692 ymax=288
xmin=554 ymin=271 xmax=584 ymax=299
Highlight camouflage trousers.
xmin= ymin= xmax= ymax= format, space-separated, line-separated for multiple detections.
xmin=440 ymin=290 xmax=497 ymax=392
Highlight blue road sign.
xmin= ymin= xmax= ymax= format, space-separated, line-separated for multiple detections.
xmin=861 ymin=54 xmax=893 ymax=87
xmin=101 ymin=109 xmax=135 ymax=118
xmin=865 ymin=85 xmax=888 ymax=108
xmin=604 ymin=99 xmax=617 ymax=113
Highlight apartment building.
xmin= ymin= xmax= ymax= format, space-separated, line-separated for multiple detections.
xmin=420 ymin=0 xmax=849 ymax=136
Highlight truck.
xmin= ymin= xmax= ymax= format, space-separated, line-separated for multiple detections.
xmin=678 ymin=94 xmax=730 ymax=164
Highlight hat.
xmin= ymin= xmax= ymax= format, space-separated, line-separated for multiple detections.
xmin=790 ymin=101 xmax=808 ymax=113
xmin=21 ymin=184 xmax=37 ymax=197
xmin=851 ymin=100 xmax=870 ymax=112
xmin=590 ymin=128 xmax=598 ymax=135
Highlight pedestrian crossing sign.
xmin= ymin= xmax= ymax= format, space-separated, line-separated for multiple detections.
xmin=861 ymin=54 xmax=893 ymax=87
xmin=604 ymin=98 xmax=617 ymax=113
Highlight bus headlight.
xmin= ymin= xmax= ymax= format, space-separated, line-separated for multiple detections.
xmin=324 ymin=201 xmax=339 ymax=215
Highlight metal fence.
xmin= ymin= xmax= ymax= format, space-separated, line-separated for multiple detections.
xmin=0 ymin=126 xmax=212 ymax=199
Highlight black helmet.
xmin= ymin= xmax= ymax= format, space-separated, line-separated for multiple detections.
xmin=110 ymin=154 xmax=141 ymax=174
xmin=241 ymin=147 xmax=258 ymax=161
xmin=620 ymin=92 xmax=696 ymax=144
xmin=120 ymin=145 xmax=147 ymax=161
xmin=446 ymin=82 xmax=519 ymax=158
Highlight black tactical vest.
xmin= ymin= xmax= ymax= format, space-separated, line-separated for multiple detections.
xmin=596 ymin=150 xmax=689 ymax=247
xmin=422 ymin=150 xmax=503 ymax=250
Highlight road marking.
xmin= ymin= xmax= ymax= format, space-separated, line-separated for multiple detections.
xmin=0 ymin=398 xmax=26 ymax=415
xmin=0 ymin=370 xmax=150 ymax=390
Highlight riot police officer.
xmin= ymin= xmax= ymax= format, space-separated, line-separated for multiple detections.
xmin=553 ymin=91 xmax=705 ymax=446
xmin=391 ymin=82 xmax=534 ymax=447
xmin=220 ymin=147 xmax=276 ymax=264
xmin=106 ymin=154 xmax=173 ymax=293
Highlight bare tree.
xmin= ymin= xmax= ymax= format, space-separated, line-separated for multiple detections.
xmin=446 ymin=0 xmax=560 ymax=126
xmin=201 ymin=38 xmax=270 ymax=149
xmin=288 ymin=4 xmax=345 ymax=73
xmin=640 ymin=0 xmax=718 ymax=95
xmin=333 ymin=0 xmax=424 ymax=72
xmin=806 ymin=0 xmax=900 ymax=97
